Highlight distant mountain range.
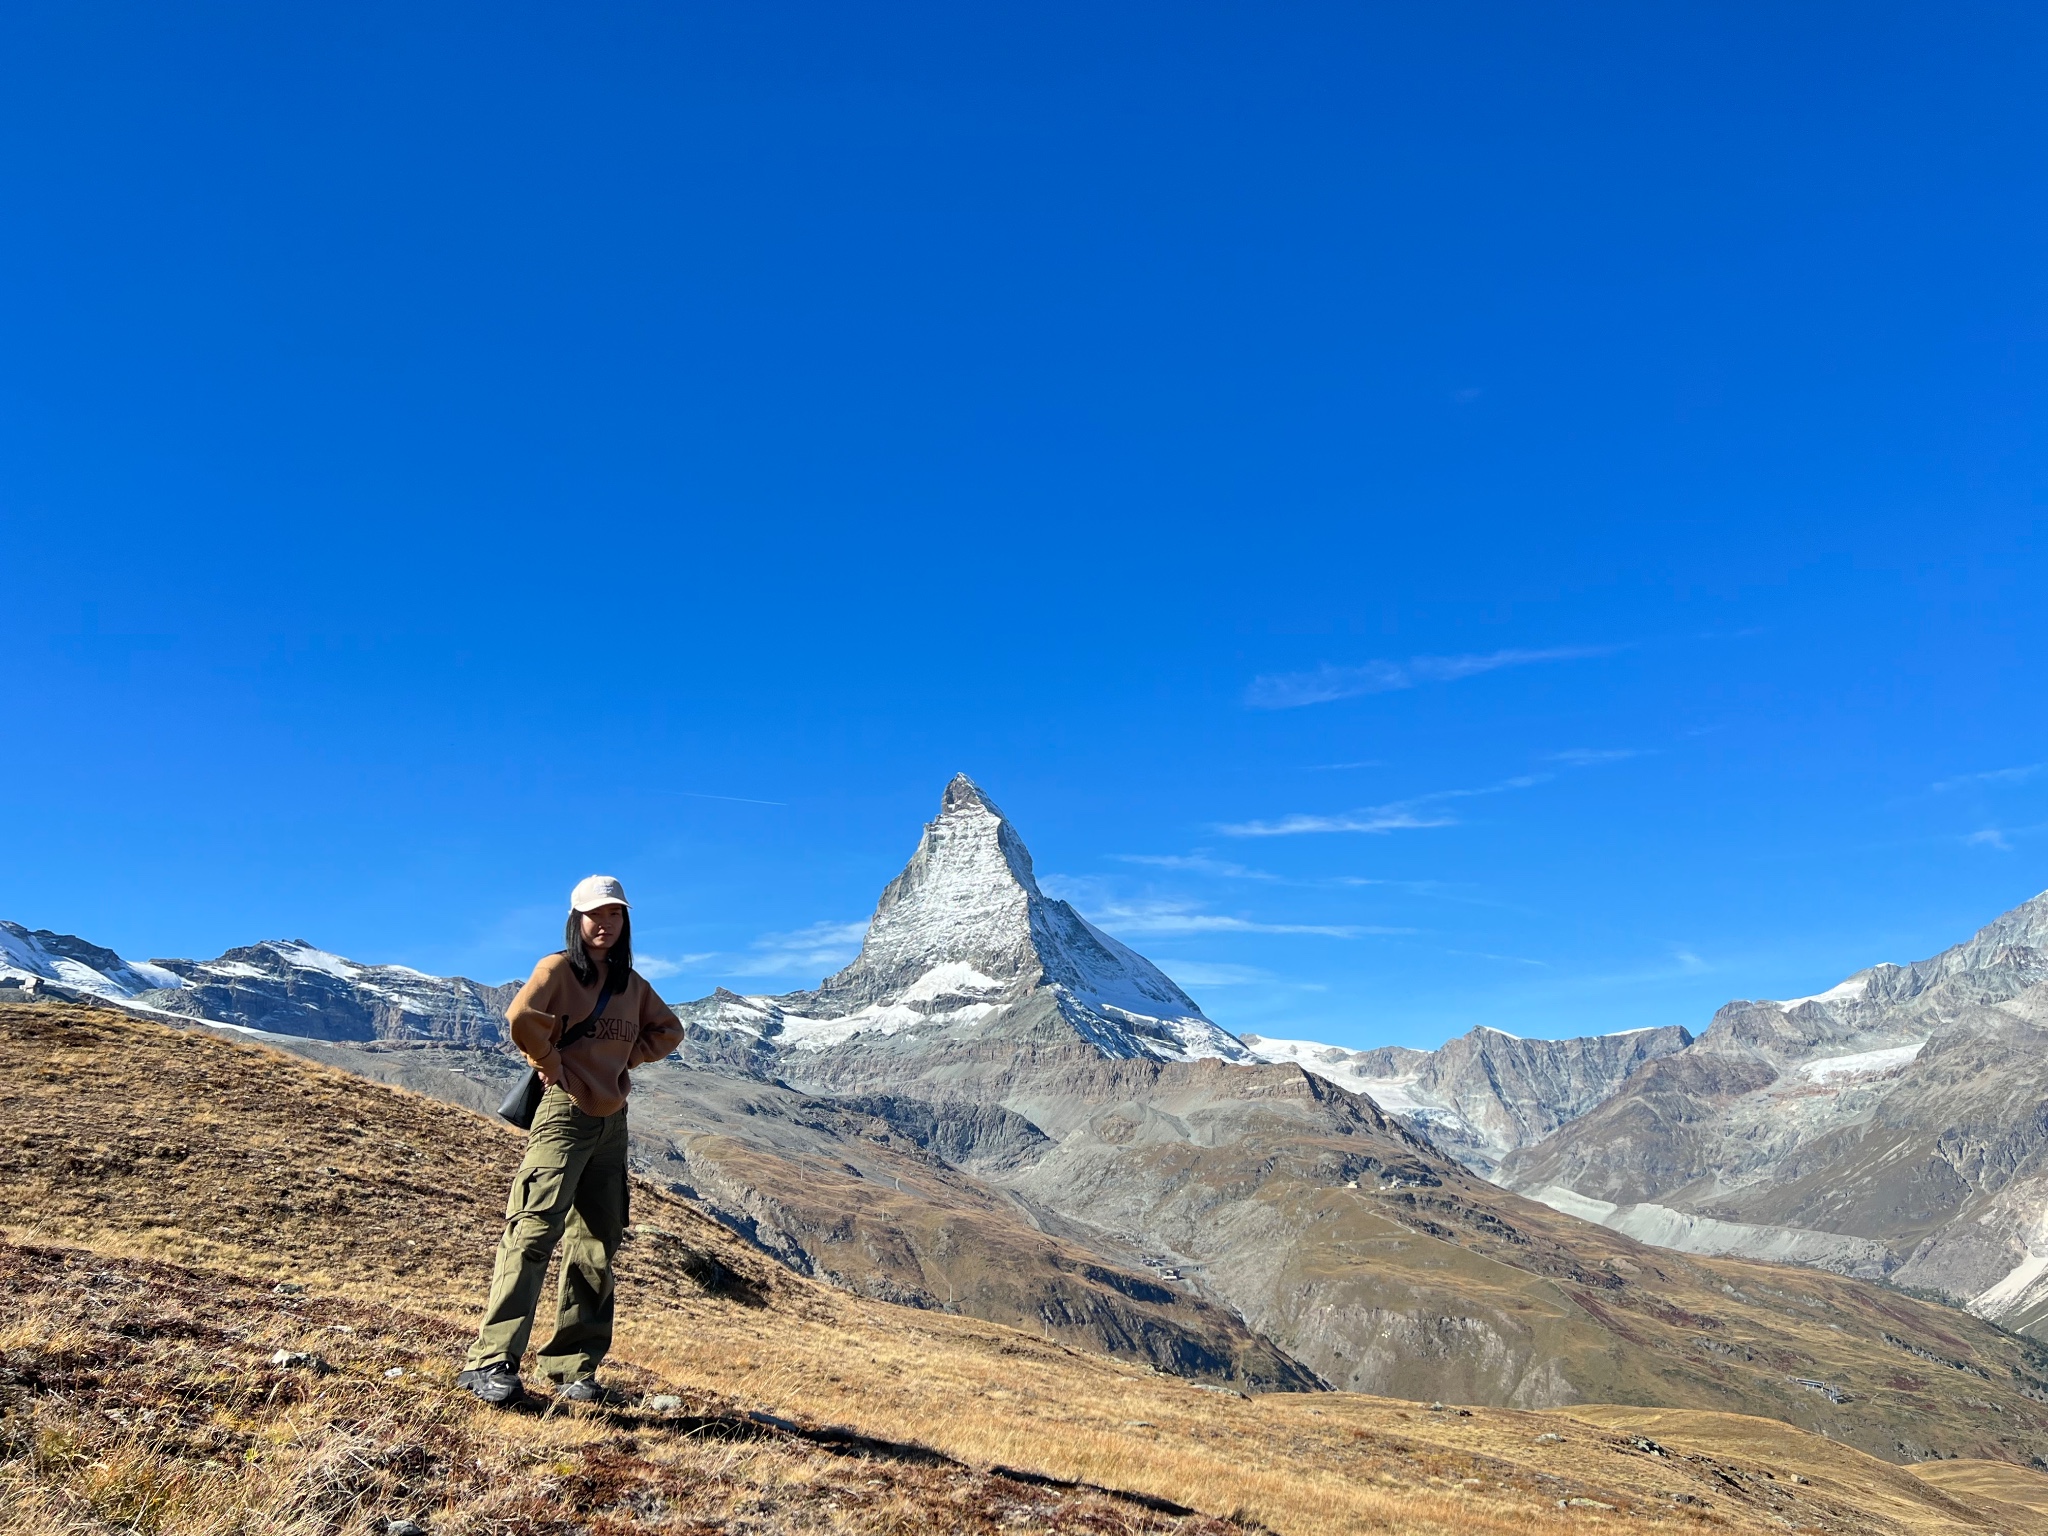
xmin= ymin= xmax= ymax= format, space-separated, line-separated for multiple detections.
xmin=0 ymin=923 xmax=516 ymax=1043
xmin=1500 ymin=888 xmax=2048 ymax=1339
xmin=12 ymin=779 xmax=2048 ymax=1462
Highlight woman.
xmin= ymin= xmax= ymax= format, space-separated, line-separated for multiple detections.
xmin=458 ymin=874 xmax=684 ymax=1405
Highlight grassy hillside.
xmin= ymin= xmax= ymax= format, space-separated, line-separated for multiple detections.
xmin=9 ymin=1000 xmax=2048 ymax=1536
xmin=248 ymin=1036 xmax=1314 ymax=1388
xmin=0 ymin=1239 xmax=1235 ymax=1536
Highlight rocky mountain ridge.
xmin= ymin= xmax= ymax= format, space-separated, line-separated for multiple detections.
xmin=1499 ymin=888 xmax=2048 ymax=1338
xmin=0 ymin=921 xmax=517 ymax=1045
xmin=1 ymin=920 xmax=187 ymax=1003
xmin=42 ymin=973 xmax=2048 ymax=1460
xmin=1240 ymin=1022 xmax=1692 ymax=1175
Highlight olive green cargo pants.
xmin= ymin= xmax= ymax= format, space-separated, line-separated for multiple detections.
xmin=464 ymin=1085 xmax=628 ymax=1384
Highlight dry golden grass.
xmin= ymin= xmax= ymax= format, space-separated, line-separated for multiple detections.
xmin=1910 ymin=1459 xmax=2048 ymax=1521
xmin=0 ymin=1239 xmax=1236 ymax=1535
xmin=12 ymin=1000 xmax=2048 ymax=1536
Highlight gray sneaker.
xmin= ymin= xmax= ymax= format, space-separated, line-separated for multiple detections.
xmin=554 ymin=1376 xmax=612 ymax=1404
xmin=456 ymin=1362 xmax=525 ymax=1406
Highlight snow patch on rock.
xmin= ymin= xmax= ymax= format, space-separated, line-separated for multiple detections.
xmin=1240 ymin=1035 xmax=1448 ymax=1117
xmin=1794 ymin=1042 xmax=1925 ymax=1082
xmin=268 ymin=942 xmax=366 ymax=981
xmin=1776 ymin=975 xmax=1875 ymax=1009
xmin=778 ymin=1000 xmax=1000 ymax=1052
xmin=899 ymin=962 xmax=1005 ymax=1005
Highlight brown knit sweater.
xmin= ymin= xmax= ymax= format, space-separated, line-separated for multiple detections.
xmin=504 ymin=953 xmax=684 ymax=1117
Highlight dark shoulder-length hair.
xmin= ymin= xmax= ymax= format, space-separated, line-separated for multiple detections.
xmin=563 ymin=908 xmax=633 ymax=991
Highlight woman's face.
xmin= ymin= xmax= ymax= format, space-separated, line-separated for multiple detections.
xmin=580 ymin=904 xmax=626 ymax=954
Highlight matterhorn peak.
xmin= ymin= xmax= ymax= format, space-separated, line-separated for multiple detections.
xmin=941 ymin=772 xmax=996 ymax=814
xmin=812 ymin=775 xmax=1049 ymax=1009
xmin=695 ymin=776 xmax=1251 ymax=1063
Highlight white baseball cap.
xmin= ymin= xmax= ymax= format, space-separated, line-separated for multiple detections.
xmin=570 ymin=874 xmax=630 ymax=912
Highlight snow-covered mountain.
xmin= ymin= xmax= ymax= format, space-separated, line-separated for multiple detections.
xmin=679 ymin=774 xmax=1251 ymax=1064
xmin=0 ymin=922 xmax=516 ymax=1046
xmin=144 ymin=941 xmax=519 ymax=1045
xmin=1 ymin=921 xmax=186 ymax=1004
xmin=1241 ymin=1022 xmax=1692 ymax=1176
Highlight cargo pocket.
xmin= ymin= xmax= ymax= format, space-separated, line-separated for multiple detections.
xmin=505 ymin=1156 xmax=571 ymax=1225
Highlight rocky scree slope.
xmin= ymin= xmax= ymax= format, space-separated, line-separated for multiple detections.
xmin=1500 ymin=889 xmax=2048 ymax=1337
xmin=754 ymin=987 xmax=2048 ymax=1453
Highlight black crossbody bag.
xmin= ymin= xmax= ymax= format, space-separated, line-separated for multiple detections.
xmin=498 ymin=980 xmax=615 ymax=1130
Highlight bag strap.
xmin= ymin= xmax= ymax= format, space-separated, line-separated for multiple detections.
xmin=556 ymin=980 xmax=617 ymax=1055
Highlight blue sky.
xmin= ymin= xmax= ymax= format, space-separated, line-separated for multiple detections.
xmin=3 ymin=3 xmax=2045 ymax=1048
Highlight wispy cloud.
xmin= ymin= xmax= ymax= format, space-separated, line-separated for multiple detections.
xmin=1245 ymin=645 xmax=1616 ymax=710
xmin=1111 ymin=853 xmax=1279 ymax=880
xmin=1218 ymin=775 xmax=1548 ymax=838
xmin=1150 ymin=960 xmax=1279 ymax=987
xmin=1331 ymin=877 xmax=1532 ymax=914
xmin=1332 ymin=876 xmax=1455 ymax=891
xmin=1957 ymin=831 xmax=2048 ymax=856
xmin=1933 ymin=764 xmax=2046 ymax=793
xmin=1444 ymin=949 xmax=1550 ymax=968
xmin=1083 ymin=897 xmax=1397 ymax=938
xmin=1043 ymin=878 xmax=1406 ymax=940
xmin=635 ymin=952 xmax=718 ymax=980
xmin=1566 ymin=948 xmax=1717 ymax=988
xmin=644 ymin=920 xmax=867 ymax=984
xmin=679 ymin=790 xmax=786 ymax=806
xmin=721 ymin=919 xmax=869 ymax=977
xmin=1219 ymin=808 xmax=1458 ymax=837
xmin=1544 ymin=747 xmax=1647 ymax=766
xmin=1306 ymin=760 xmax=1383 ymax=771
